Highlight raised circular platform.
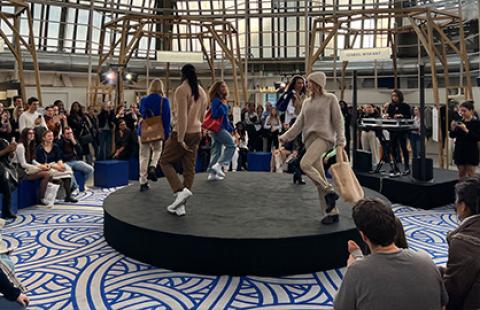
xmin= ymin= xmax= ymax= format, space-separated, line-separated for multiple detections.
xmin=103 ymin=172 xmax=388 ymax=276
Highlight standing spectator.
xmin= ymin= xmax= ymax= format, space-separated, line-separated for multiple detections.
xmin=10 ymin=106 xmax=23 ymax=141
xmin=264 ymin=107 xmax=282 ymax=151
xmin=97 ymin=102 xmax=115 ymax=160
xmin=138 ymin=79 xmax=171 ymax=192
xmin=232 ymin=122 xmax=249 ymax=171
xmin=244 ymin=103 xmax=262 ymax=152
xmin=113 ymin=119 xmax=134 ymax=160
xmin=197 ymin=130 xmax=212 ymax=173
xmin=0 ymin=111 xmax=12 ymax=142
xmin=442 ymin=176 xmax=480 ymax=310
xmin=68 ymin=102 xmax=94 ymax=162
xmin=160 ymin=64 xmax=208 ymax=216
xmin=44 ymin=106 xmax=65 ymax=140
xmin=410 ymin=106 xmax=421 ymax=159
xmin=449 ymin=101 xmax=480 ymax=180
xmin=125 ymin=103 xmax=141 ymax=132
xmin=334 ymin=198 xmax=448 ymax=310
xmin=256 ymin=105 xmax=265 ymax=151
xmin=360 ymin=104 xmax=381 ymax=165
xmin=35 ymin=131 xmax=77 ymax=203
xmin=12 ymin=96 xmax=23 ymax=109
xmin=58 ymin=127 xmax=94 ymax=193
xmin=0 ymin=139 xmax=17 ymax=219
xmin=15 ymin=128 xmax=52 ymax=206
xmin=18 ymin=97 xmax=47 ymax=132
xmin=85 ymin=106 xmax=99 ymax=159
xmin=207 ymin=81 xmax=235 ymax=181
xmin=339 ymin=100 xmax=352 ymax=155
xmin=53 ymin=100 xmax=67 ymax=115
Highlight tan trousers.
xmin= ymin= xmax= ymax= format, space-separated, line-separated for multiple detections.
xmin=160 ymin=132 xmax=201 ymax=193
xmin=361 ymin=131 xmax=380 ymax=164
xmin=139 ymin=140 xmax=163 ymax=185
xmin=301 ymin=136 xmax=338 ymax=216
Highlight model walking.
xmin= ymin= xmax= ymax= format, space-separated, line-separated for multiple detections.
xmin=138 ymin=79 xmax=171 ymax=192
xmin=280 ymin=71 xmax=345 ymax=225
xmin=207 ymin=81 xmax=235 ymax=181
xmin=160 ymin=64 xmax=208 ymax=216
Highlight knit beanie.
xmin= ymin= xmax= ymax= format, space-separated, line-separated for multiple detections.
xmin=307 ymin=71 xmax=327 ymax=88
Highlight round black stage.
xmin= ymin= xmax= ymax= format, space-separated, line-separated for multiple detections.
xmin=103 ymin=172 xmax=387 ymax=276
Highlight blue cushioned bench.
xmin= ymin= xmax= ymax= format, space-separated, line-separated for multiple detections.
xmin=247 ymin=152 xmax=272 ymax=172
xmin=94 ymin=160 xmax=129 ymax=188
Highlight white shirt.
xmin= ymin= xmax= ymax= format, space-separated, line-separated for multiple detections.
xmin=18 ymin=111 xmax=47 ymax=132
xmin=284 ymin=99 xmax=296 ymax=125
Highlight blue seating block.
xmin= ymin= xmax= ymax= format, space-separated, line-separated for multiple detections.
xmin=247 ymin=152 xmax=272 ymax=172
xmin=17 ymin=179 xmax=39 ymax=210
xmin=74 ymin=170 xmax=86 ymax=192
xmin=94 ymin=160 xmax=129 ymax=188
xmin=128 ymin=156 xmax=140 ymax=181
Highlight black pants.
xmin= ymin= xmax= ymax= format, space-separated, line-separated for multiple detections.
xmin=237 ymin=148 xmax=248 ymax=171
xmin=391 ymin=132 xmax=409 ymax=167
xmin=0 ymin=168 xmax=12 ymax=216
xmin=266 ymin=131 xmax=280 ymax=151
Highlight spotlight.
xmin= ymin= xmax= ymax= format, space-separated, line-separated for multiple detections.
xmin=99 ymin=69 xmax=118 ymax=85
xmin=125 ymin=73 xmax=133 ymax=81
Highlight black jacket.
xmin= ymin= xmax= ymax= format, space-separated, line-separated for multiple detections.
xmin=98 ymin=110 xmax=115 ymax=129
xmin=57 ymin=139 xmax=84 ymax=162
xmin=387 ymin=102 xmax=411 ymax=119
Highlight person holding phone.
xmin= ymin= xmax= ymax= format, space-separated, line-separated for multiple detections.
xmin=450 ymin=101 xmax=480 ymax=179
xmin=18 ymin=97 xmax=47 ymax=132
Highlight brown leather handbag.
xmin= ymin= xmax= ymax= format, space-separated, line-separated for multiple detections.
xmin=140 ymin=97 xmax=164 ymax=143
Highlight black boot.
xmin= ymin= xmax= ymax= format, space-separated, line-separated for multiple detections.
xmin=325 ymin=191 xmax=339 ymax=213
xmin=147 ymin=167 xmax=158 ymax=182
xmin=1 ymin=196 xmax=16 ymax=219
xmin=64 ymin=178 xmax=78 ymax=203
xmin=321 ymin=214 xmax=339 ymax=225
xmin=140 ymin=183 xmax=150 ymax=192
xmin=403 ymin=164 xmax=410 ymax=176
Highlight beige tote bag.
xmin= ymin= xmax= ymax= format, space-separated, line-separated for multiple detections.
xmin=330 ymin=148 xmax=364 ymax=203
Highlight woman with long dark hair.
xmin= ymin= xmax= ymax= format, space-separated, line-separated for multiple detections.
xmin=15 ymin=128 xmax=53 ymax=206
xmin=160 ymin=64 xmax=208 ymax=216
xmin=264 ymin=107 xmax=282 ymax=151
xmin=278 ymin=75 xmax=306 ymax=125
xmin=206 ymin=81 xmax=235 ymax=181
xmin=280 ymin=72 xmax=345 ymax=225
xmin=450 ymin=101 xmax=480 ymax=179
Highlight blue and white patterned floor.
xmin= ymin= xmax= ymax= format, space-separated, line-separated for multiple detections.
xmin=1 ymin=186 xmax=457 ymax=309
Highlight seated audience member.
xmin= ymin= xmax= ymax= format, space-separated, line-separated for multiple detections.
xmin=113 ymin=119 xmax=134 ymax=160
xmin=0 ymin=219 xmax=29 ymax=307
xmin=15 ymin=128 xmax=53 ymax=206
xmin=18 ymin=97 xmax=47 ymax=132
xmin=35 ymin=130 xmax=77 ymax=203
xmin=442 ymin=176 xmax=480 ymax=310
xmin=0 ymin=139 xmax=17 ymax=219
xmin=334 ymin=198 xmax=448 ymax=310
xmin=58 ymin=127 xmax=94 ymax=192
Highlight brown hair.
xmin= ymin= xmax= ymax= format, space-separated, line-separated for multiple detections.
xmin=19 ymin=128 xmax=36 ymax=163
xmin=208 ymin=81 xmax=228 ymax=102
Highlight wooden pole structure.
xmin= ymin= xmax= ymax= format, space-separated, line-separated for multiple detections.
xmin=25 ymin=7 xmax=42 ymax=105
xmin=440 ymin=34 xmax=451 ymax=168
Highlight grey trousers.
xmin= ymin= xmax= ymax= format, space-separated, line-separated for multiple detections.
xmin=139 ymin=140 xmax=163 ymax=185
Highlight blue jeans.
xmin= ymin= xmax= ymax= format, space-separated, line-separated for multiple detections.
xmin=410 ymin=133 xmax=421 ymax=159
xmin=208 ymin=129 xmax=236 ymax=173
xmin=66 ymin=161 xmax=94 ymax=190
xmin=98 ymin=129 xmax=112 ymax=160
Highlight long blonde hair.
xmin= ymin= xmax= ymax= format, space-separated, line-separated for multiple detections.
xmin=308 ymin=80 xmax=325 ymax=98
xmin=148 ymin=78 xmax=164 ymax=95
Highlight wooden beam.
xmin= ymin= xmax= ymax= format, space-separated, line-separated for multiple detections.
xmin=309 ymin=20 xmax=341 ymax=70
xmin=26 ymin=8 xmax=42 ymax=105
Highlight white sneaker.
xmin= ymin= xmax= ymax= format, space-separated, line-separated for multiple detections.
xmin=166 ymin=188 xmax=192 ymax=212
xmin=41 ymin=199 xmax=54 ymax=208
xmin=211 ymin=163 xmax=225 ymax=178
xmin=71 ymin=188 xmax=80 ymax=196
xmin=207 ymin=173 xmax=224 ymax=181
xmin=175 ymin=205 xmax=186 ymax=216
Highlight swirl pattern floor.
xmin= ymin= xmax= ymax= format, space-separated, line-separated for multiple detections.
xmin=0 ymin=185 xmax=456 ymax=309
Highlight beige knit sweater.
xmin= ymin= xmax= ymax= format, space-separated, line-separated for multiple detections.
xmin=280 ymin=92 xmax=346 ymax=147
xmin=172 ymin=81 xmax=208 ymax=142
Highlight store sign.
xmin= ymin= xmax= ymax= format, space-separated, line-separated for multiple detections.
xmin=156 ymin=51 xmax=204 ymax=63
xmin=339 ymin=47 xmax=391 ymax=62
